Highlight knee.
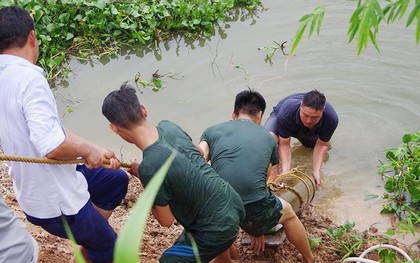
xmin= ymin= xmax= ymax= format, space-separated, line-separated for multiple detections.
xmin=279 ymin=199 xmax=298 ymax=222
xmin=117 ymin=169 xmax=129 ymax=186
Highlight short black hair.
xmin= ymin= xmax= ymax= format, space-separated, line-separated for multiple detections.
xmin=234 ymin=88 xmax=266 ymax=117
xmin=102 ymin=82 xmax=144 ymax=129
xmin=0 ymin=6 xmax=34 ymax=53
xmin=302 ymin=89 xmax=326 ymax=111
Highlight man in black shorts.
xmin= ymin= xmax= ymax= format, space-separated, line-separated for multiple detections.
xmin=199 ymin=89 xmax=314 ymax=263
xmin=264 ymin=90 xmax=338 ymax=186
xmin=102 ymin=83 xmax=245 ymax=263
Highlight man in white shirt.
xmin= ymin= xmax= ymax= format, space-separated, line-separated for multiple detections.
xmin=0 ymin=6 xmax=129 ymax=262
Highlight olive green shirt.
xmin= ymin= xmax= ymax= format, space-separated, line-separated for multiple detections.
xmin=201 ymin=119 xmax=279 ymax=205
xmin=139 ymin=120 xmax=244 ymax=239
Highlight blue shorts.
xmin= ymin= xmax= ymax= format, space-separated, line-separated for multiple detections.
xmin=26 ymin=165 xmax=129 ymax=263
xmin=240 ymin=193 xmax=283 ymax=237
xmin=159 ymin=229 xmax=237 ymax=263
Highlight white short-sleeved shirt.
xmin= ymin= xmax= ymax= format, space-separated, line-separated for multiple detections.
xmin=0 ymin=55 xmax=89 ymax=218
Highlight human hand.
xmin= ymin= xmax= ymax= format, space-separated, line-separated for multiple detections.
xmin=312 ymin=171 xmax=321 ymax=186
xmin=99 ymin=148 xmax=121 ymax=170
xmin=83 ymin=144 xmax=103 ymax=168
xmin=129 ymin=158 xmax=140 ymax=179
xmin=250 ymin=235 xmax=265 ymax=254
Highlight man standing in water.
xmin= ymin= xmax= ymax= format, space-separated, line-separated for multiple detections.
xmin=264 ymin=90 xmax=338 ymax=186
xmin=0 ymin=6 xmax=128 ymax=262
xmin=102 ymin=83 xmax=245 ymax=263
xmin=199 ymin=89 xmax=314 ymax=263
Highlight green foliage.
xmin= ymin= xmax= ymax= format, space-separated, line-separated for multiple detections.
xmin=114 ymin=153 xmax=174 ymax=263
xmin=257 ymin=41 xmax=288 ymax=65
xmin=308 ymin=237 xmax=322 ymax=249
xmin=134 ymin=70 xmax=183 ymax=92
xmin=290 ymin=6 xmax=325 ymax=56
xmin=290 ymin=0 xmax=419 ymax=55
xmin=347 ymin=0 xmax=385 ymax=55
xmin=378 ymin=248 xmax=399 ymax=263
xmin=325 ymin=221 xmax=364 ymax=260
xmin=378 ymin=131 xmax=419 ymax=237
xmin=0 ymin=0 xmax=261 ymax=81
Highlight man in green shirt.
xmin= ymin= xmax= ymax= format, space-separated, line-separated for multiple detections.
xmin=199 ymin=89 xmax=314 ymax=263
xmin=102 ymin=83 xmax=245 ymax=263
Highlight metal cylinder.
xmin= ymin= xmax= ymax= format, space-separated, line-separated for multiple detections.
xmin=269 ymin=168 xmax=316 ymax=215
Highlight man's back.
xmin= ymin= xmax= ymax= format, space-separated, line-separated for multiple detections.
xmin=0 ymin=54 xmax=89 ymax=219
xmin=139 ymin=120 xmax=244 ymax=232
xmin=201 ymin=119 xmax=278 ymax=205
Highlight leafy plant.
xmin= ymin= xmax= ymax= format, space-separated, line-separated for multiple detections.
xmin=0 ymin=0 xmax=262 ymax=82
xmin=134 ymin=70 xmax=183 ymax=92
xmin=378 ymin=131 xmax=420 ymax=237
xmin=257 ymin=41 xmax=288 ymax=65
xmin=290 ymin=0 xmax=420 ymax=56
xmin=290 ymin=6 xmax=325 ymax=56
xmin=325 ymin=221 xmax=364 ymax=260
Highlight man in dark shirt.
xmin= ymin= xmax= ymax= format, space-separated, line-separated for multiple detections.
xmin=264 ymin=90 xmax=338 ymax=186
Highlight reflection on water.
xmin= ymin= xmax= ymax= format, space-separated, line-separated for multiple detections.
xmin=56 ymin=0 xmax=419 ymax=248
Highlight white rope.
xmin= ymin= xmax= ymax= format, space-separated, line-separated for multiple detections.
xmin=341 ymin=244 xmax=413 ymax=263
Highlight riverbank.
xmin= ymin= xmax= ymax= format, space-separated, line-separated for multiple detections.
xmin=1 ymin=160 xmax=418 ymax=262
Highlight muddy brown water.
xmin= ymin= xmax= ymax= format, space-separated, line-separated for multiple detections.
xmin=54 ymin=0 xmax=419 ymax=248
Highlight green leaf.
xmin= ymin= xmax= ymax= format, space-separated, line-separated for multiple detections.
xmin=406 ymin=1 xmax=420 ymax=26
xmin=348 ymin=20 xmax=360 ymax=43
xmin=66 ymin=32 xmax=74 ymax=40
xmin=299 ymin=13 xmax=314 ymax=22
xmin=357 ymin=7 xmax=371 ymax=54
xmin=372 ymin=0 xmax=385 ymax=20
xmin=384 ymin=178 xmax=396 ymax=193
xmin=409 ymin=185 xmax=420 ymax=203
xmin=416 ymin=16 xmax=420 ymax=43
xmin=308 ymin=237 xmax=322 ymax=249
xmin=114 ymin=153 xmax=175 ymax=263
xmin=402 ymin=133 xmax=414 ymax=143
xmin=316 ymin=10 xmax=325 ymax=35
xmin=406 ymin=217 xmax=415 ymax=235
xmin=62 ymin=217 xmax=86 ymax=263
xmin=369 ymin=30 xmax=380 ymax=52
xmin=397 ymin=0 xmax=410 ymax=20
xmin=186 ymin=233 xmax=202 ymax=263
xmin=290 ymin=23 xmax=307 ymax=56
xmin=350 ymin=5 xmax=365 ymax=23
xmin=308 ymin=15 xmax=318 ymax=39
xmin=364 ymin=194 xmax=379 ymax=201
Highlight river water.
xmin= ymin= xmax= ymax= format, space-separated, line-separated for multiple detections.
xmin=55 ymin=0 xmax=420 ymax=247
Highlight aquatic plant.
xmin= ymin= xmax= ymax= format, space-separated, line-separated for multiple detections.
xmin=0 ymin=0 xmax=261 ymax=81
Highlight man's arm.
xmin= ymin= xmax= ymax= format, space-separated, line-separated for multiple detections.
xmin=152 ymin=205 xmax=174 ymax=227
xmin=312 ymin=138 xmax=329 ymax=186
xmin=46 ymin=128 xmax=117 ymax=168
xmin=278 ymin=136 xmax=292 ymax=174
xmin=198 ymin=141 xmax=210 ymax=161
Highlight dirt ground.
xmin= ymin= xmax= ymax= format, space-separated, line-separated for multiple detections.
xmin=1 ymin=161 xmax=418 ymax=263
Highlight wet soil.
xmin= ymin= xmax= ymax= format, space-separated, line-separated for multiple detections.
xmin=0 ymin=161 xmax=418 ymax=262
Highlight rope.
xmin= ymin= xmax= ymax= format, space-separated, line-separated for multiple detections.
xmin=341 ymin=244 xmax=413 ymax=262
xmin=0 ymin=154 xmax=131 ymax=169
xmin=267 ymin=166 xmax=316 ymax=214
